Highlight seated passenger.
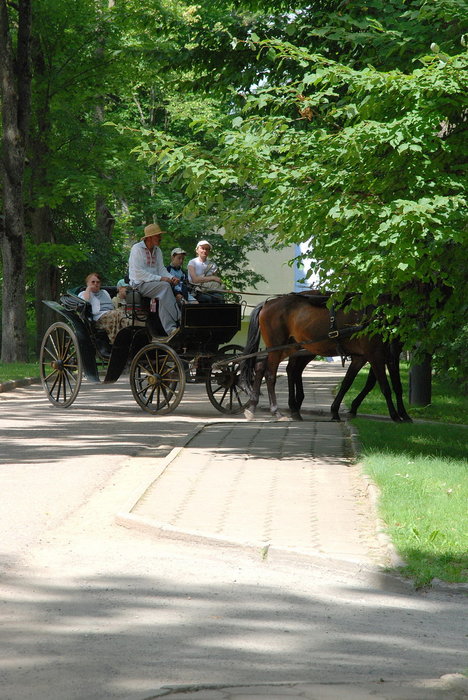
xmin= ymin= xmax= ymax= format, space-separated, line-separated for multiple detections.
xmin=167 ymin=248 xmax=198 ymax=306
xmin=113 ymin=278 xmax=128 ymax=309
xmin=79 ymin=272 xmax=131 ymax=343
xmin=187 ymin=239 xmax=225 ymax=304
xmin=128 ymin=223 xmax=180 ymax=339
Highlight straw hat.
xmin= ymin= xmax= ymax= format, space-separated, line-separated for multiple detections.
xmin=142 ymin=223 xmax=165 ymax=239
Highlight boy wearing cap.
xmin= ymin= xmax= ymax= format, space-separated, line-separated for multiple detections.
xmin=167 ymin=248 xmax=197 ymax=305
xmin=128 ymin=223 xmax=180 ymax=337
xmin=112 ymin=278 xmax=128 ymax=309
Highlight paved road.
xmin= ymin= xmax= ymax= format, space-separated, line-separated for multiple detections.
xmin=0 ymin=365 xmax=466 ymax=700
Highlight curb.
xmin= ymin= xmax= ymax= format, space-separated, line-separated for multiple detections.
xmin=146 ymin=674 xmax=468 ymax=699
xmin=0 ymin=376 xmax=41 ymax=393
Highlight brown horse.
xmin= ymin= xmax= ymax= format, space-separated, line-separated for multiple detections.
xmin=240 ymin=294 xmax=411 ymax=422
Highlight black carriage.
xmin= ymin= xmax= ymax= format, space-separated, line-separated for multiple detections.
xmin=39 ymin=288 xmax=249 ymax=415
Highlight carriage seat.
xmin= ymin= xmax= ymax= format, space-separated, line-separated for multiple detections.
xmin=60 ymin=291 xmax=113 ymax=357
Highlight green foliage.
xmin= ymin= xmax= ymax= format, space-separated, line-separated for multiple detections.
xmin=138 ymin=13 xmax=468 ymax=354
xmin=3 ymin=0 xmax=468 ymax=358
xmin=431 ymin=323 xmax=468 ymax=390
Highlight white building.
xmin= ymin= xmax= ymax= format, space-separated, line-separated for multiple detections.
xmin=243 ymin=242 xmax=315 ymax=314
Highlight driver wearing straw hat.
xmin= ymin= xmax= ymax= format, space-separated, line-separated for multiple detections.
xmin=128 ymin=223 xmax=180 ymax=338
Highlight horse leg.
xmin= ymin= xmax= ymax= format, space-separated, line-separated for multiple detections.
xmin=330 ymin=356 xmax=367 ymax=421
xmin=244 ymin=358 xmax=266 ymax=421
xmin=386 ymin=344 xmax=412 ymax=423
xmin=286 ymin=353 xmax=314 ymax=420
xmin=265 ymin=351 xmax=290 ymax=420
xmin=369 ymin=354 xmax=401 ymax=422
xmin=348 ymin=367 xmax=376 ymax=418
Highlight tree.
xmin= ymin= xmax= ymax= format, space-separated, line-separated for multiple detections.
xmin=137 ymin=5 xmax=468 ymax=358
xmin=0 ymin=0 xmax=32 ymax=361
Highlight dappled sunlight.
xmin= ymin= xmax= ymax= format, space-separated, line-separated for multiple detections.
xmin=1 ymin=561 xmax=466 ymax=697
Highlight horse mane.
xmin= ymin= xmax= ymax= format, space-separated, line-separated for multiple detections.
xmin=292 ymin=290 xmax=360 ymax=309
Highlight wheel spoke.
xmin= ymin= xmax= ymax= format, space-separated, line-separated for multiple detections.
xmin=206 ymin=346 xmax=249 ymax=415
xmin=40 ymin=322 xmax=82 ymax=408
xmin=130 ymin=343 xmax=185 ymax=415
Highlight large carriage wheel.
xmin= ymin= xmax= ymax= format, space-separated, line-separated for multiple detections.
xmin=130 ymin=342 xmax=186 ymax=415
xmin=206 ymin=344 xmax=250 ymax=414
xmin=40 ymin=322 xmax=82 ymax=408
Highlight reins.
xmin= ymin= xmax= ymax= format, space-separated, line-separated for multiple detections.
xmin=214 ymin=321 xmax=369 ymax=368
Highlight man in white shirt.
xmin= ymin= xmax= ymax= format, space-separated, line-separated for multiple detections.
xmin=128 ymin=223 xmax=180 ymax=336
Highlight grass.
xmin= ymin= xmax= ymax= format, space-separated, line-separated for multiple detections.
xmin=351 ymin=366 xmax=468 ymax=587
xmin=347 ymin=362 xmax=467 ymax=424
xmin=0 ymin=361 xmax=40 ymax=382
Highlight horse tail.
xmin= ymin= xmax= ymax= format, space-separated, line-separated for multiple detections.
xmin=239 ymin=302 xmax=264 ymax=395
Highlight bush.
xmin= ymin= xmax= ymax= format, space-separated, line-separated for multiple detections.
xmin=432 ymin=323 xmax=468 ymax=391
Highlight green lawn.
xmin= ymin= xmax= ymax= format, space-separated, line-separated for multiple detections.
xmin=350 ymin=365 xmax=468 ymax=587
xmin=0 ymin=362 xmax=40 ymax=383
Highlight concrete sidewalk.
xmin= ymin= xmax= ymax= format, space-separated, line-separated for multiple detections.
xmin=117 ymin=362 xmax=394 ymax=569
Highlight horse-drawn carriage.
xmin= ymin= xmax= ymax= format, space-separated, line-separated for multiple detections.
xmin=39 ymin=287 xmax=249 ymax=415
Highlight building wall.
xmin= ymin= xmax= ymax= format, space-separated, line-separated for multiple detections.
xmin=243 ymin=243 xmax=306 ymax=315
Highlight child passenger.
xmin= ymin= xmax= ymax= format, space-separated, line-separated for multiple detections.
xmin=113 ymin=278 xmax=128 ymax=309
xmin=167 ymin=248 xmax=198 ymax=306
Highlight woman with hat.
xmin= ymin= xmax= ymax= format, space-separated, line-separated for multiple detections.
xmin=128 ymin=223 xmax=180 ymax=338
xmin=187 ymin=240 xmax=225 ymax=304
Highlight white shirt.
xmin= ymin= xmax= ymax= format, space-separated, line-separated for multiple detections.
xmin=129 ymin=240 xmax=167 ymax=285
xmin=78 ymin=289 xmax=113 ymax=321
xmin=187 ymin=257 xmax=218 ymax=283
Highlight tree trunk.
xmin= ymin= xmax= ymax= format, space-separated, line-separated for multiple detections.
xmin=96 ymin=195 xmax=115 ymax=240
xmin=409 ymin=353 xmax=432 ymax=407
xmin=30 ymin=206 xmax=59 ymax=354
xmin=28 ymin=33 xmax=60 ymax=354
xmin=0 ymin=0 xmax=32 ymax=362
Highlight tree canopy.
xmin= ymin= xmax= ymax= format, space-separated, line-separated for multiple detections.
xmin=1 ymin=0 xmax=467 ymax=366
xmin=134 ymin=1 xmax=468 ymax=355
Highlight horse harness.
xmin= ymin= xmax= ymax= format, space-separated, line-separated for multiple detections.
xmin=300 ymin=293 xmax=370 ymax=365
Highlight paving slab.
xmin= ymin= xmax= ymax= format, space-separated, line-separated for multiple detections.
xmin=117 ymin=363 xmax=391 ymax=568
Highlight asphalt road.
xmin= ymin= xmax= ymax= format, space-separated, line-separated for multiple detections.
xmin=0 ymin=375 xmax=466 ymax=700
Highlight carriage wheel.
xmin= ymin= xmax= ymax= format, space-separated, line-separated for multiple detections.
xmin=39 ymin=322 xmax=82 ymax=408
xmin=206 ymin=344 xmax=250 ymax=414
xmin=129 ymin=342 xmax=186 ymax=415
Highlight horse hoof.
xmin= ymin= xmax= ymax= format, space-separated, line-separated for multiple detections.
xmin=277 ymin=415 xmax=292 ymax=422
xmin=290 ymin=412 xmax=303 ymax=421
xmin=330 ymin=416 xmax=341 ymax=422
xmin=244 ymin=409 xmax=255 ymax=421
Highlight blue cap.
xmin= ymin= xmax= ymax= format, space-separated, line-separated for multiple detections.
xmin=116 ymin=278 xmax=128 ymax=288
